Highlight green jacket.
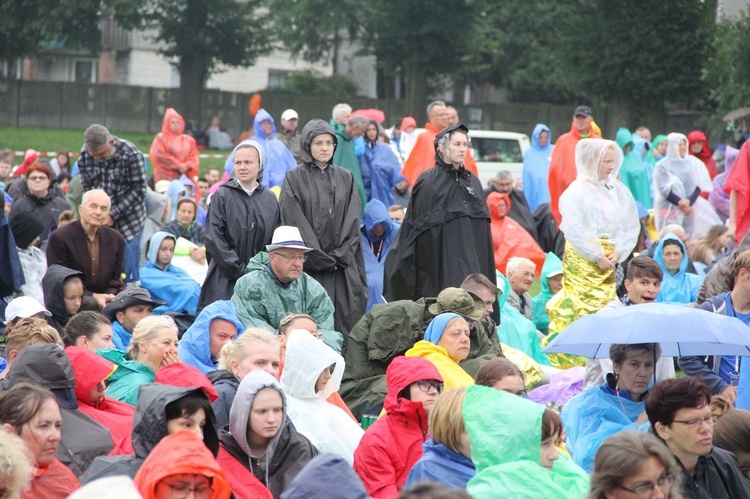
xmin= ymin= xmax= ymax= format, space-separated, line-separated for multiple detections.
xmin=464 ymin=385 xmax=590 ymax=498
xmin=616 ymin=127 xmax=652 ymax=209
xmin=331 ymin=121 xmax=367 ymax=214
xmin=497 ymin=272 xmax=551 ymax=366
xmin=99 ymin=348 xmax=155 ymax=406
xmin=532 ymin=252 xmax=563 ymax=335
xmin=340 ymin=297 xmax=498 ymax=420
xmin=232 ymin=252 xmax=343 ymax=352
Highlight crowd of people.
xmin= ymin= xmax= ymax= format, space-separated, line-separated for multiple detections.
xmin=2 ymin=101 xmax=750 ymax=499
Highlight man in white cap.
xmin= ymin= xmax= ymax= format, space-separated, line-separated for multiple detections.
xmin=275 ymin=109 xmax=301 ymax=162
xmin=231 ymin=225 xmax=343 ymax=352
xmin=2 ymin=296 xmax=52 ymax=359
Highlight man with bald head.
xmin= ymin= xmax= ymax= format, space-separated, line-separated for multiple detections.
xmin=46 ymin=189 xmax=125 ymax=309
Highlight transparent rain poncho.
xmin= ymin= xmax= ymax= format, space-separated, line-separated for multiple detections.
xmin=559 ymin=139 xmax=640 ymax=263
xmin=653 ymin=133 xmax=719 ymax=238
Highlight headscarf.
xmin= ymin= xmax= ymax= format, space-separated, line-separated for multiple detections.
xmin=423 ymin=312 xmax=462 ymax=344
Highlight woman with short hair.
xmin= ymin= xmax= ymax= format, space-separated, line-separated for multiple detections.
xmin=474 ymin=357 xmax=526 ymax=396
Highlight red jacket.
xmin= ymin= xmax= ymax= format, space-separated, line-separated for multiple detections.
xmin=548 ymin=123 xmax=600 ymax=225
xmin=154 ymin=362 xmax=219 ymax=402
xmin=401 ymin=123 xmax=478 ymax=186
xmin=150 ymin=107 xmax=200 ymax=185
xmin=22 ymin=459 xmax=80 ymax=499
xmin=726 ymin=139 xmax=750 ymax=242
xmin=216 ymin=447 xmax=274 ymax=499
xmin=487 ymin=192 xmax=545 ymax=276
xmin=66 ymin=346 xmax=135 ymax=455
xmin=353 ymin=356 xmax=443 ymax=498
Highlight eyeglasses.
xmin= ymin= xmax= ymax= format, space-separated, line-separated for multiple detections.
xmin=415 ymin=380 xmax=444 ymax=394
xmin=275 ymin=253 xmax=307 ymax=262
xmin=27 ymin=175 xmax=48 ymax=181
xmin=619 ymin=474 xmax=673 ymax=496
xmin=672 ymin=415 xmax=714 ymax=430
xmin=311 ymin=140 xmax=335 ymax=148
xmin=164 ymin=480 xmax=212 ymax=499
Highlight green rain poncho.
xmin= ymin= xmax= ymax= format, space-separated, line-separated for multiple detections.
xmin=464 ymin=385 xmax=590 ymax=499
xmin=532 ymin=252 xmax=563 ymax=335
xmin=331 ymin=121 xmax=367 ymax=213
xmin=616 ymin=127 xmax=652 ymax=209
xmin=497 ymin=271 xmax=551 ymax=366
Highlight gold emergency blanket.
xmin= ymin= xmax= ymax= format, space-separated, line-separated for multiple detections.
xmin=544 ymin=238 xmax=616 ymax=369
xmin=501 ymin=343 xmax=544 ymax=390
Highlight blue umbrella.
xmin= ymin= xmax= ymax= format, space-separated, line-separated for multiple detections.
xmin=544 ymin=303 xmax=750 ymax=358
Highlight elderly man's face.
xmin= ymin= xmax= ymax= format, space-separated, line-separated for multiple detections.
xmin=429 ymin=105 xmax=450 ymax=129
xmin=79 ymin=191 xmax=111 ymax=228
xmin=88 ymin=139 xmax=116 ymax=161
xmin=508 ymin=263 xmax=535 ymax=295
xmin=494 ymin=177 xmax=513 ymax=194
xmin=269 ymin=248 xmax=306 ymax=283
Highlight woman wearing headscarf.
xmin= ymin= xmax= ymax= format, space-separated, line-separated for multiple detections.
xmin=150 ymin=108 xmax=200 ymax=183
xmin=653 ymin=233 xmax=704 ymax=304
xmin=280 ymin=330 xmax=363 ymax=463
xmin=486 ymin=191 xmax=545 ymax=276
xmin=545 ymin=139 xmax=640 ymax=351
xmin=359 ymin=120 xmax=406 ymax=207
xmin=404 ymin=312 xmax=475 ymax=391
xmin=522 ymin=124 xmax=554 ymax=212
xmin=198 ymin=140 xmax=280 ymax=310
xmin=654 ymin=133 xmax=720 ymax=239
xmin=139 ymin=231 xmax=200 ymax=315
xmin=216 ymin=370 xmax=316 ymax=498
xmin=688 ymin=130 xmax=718 ymax=179
xmin=65 ymin=346 xmax=136 ymax=455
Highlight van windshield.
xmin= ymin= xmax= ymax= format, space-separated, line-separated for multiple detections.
xmin=472 ymin=138 xmax=523 ymax=163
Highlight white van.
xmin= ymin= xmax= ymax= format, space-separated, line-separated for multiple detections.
xmin=469 ymin=130 xmax=531 ymax=188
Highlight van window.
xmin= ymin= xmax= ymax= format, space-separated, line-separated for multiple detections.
xmin=472 ymin=138 xmax=523 ymax=163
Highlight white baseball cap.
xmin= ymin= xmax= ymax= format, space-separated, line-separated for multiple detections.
xmin=281 ymin=109 xmax=299 ymax=121
xmin=4 ymin=296 xmax=51 ymax=323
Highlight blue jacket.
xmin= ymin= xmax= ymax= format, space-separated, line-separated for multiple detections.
xmin=112 ymin=320 xmax=131 ymax=351
xmin=405 ymin=439 xmax=475 ymax=489
xmin=654 ymin=233 xmax=704 ymax=304
xmin=178 ymin=300 xmax=245 ymax=374
xmin=139 ymin=231 xmax=200 ymax=315
xmin=359 ymin=140 xmax=405 ymax=208
xmin=360 ymin=200 xmax=400 ymax=312
xmin=280 ymin=453 xmax=370 ymax=499
xmin=522 ymin=124 xmax=554 ymax=212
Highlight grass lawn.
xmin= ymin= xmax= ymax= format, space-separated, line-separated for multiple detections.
xmin=0 ymin=125 xmax=229 ymax=175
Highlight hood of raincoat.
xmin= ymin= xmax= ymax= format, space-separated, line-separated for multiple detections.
xmin=531 ymin=124 xmax=553 ymax=151
xmin=145 ymin=190 xmax=169 ymax=224
xmin=299 ymin=119 xmax=338 ymax=166
xmin=654 ymin=232 xmax=689 ymax=278
xmin=229 ymin=369 xmax=288 ymax=464
xmin=631 ymin=133 xmax=648 ymax=158
xmin=687 ymin=130 xmax=712 ymax=161
xmin=433 ymin=123 xmax=469 ymax=165
xmin=383 ymin=356 xmax=443 ymax=416
xmin=165 ymin=180 xmax=186 ymax=219
xmin=146 ymin=231 xmax=175 ymax=266
xmin=177 ymin=300 xmax=245 ymax=375
xmin=253 ymin=108 xmax=277 ymax=140
xmin=653 ymin=232 xmax=703 ymax=304
xmin=486 ymin=191 xmax=511 ymax=222
xmin=280 ymin=453 xmax=369 ymax=499
xmin=574 ymin=138 xmax=623 ymax=185
xmin=130 ymin=383 xmax=219 ymax=459
xmin=1 ymin=343 xmax=78 ymax=408
xmin=42 ymin=264 xmax=85 ymax=324
xmin=464 ymin=385 xmax=590 ymax=498
xmin=539 ymin=252 xmax=563 ymax=297
xmin=66 ymin=346 xmax=117 ymax=403
xmin=154 ymin=362 xmax=219 ymax=403
xmin=160 ymin=108 xmax=185 ymax=136
xmin=361 ymin=199 xmax=394 ymax=244
xmin=280 ymin=329 xmax=344 ymax=400
xmin=134 ymin=430 xmax=231 ymax=499
xmin=666 ymin=132 xmax=690 ymax=160
xmin=615 ymin=127 xmax=634 ymax=151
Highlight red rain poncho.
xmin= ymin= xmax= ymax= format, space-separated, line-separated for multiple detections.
xmin=487 ymin=192 xmax=545 ymax=276
xmin=687 ymin=130 xmax=718 ymax=180
xmin=150 ymin=108 xmax=200 ymax=183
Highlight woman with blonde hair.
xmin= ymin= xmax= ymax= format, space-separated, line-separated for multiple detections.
xmin=98 ymin=315 xmax=180 ymax=406
xmin=713 ymin=409 xmax=750 ymax=490
xmin=0 ymin=432 xmax=33 ymax=499
xmin=589 ymin=431 xmax=683 ymax=499
xmin=0 ymin=317 xmax=60 ymax=379
xmin=689 ymin=224 xmax=733 ymax=268
xmin=405 ymin=387 xmax=475 ymax=488
xmin=208 ymin=328 xmax=281 ymax=428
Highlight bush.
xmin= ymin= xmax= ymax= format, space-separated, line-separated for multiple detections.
xmin=270 ymin=70 xmax=359 ymax=97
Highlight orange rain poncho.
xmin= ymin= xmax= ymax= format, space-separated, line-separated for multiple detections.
xmin=487 ymin=191 xmax=545 ymax=276
xmin=150 ymin=108 xmax=200 ymax=183
xmin=401 ymin=123 xmax=478 ymax=186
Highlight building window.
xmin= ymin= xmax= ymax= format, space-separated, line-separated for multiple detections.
xmin=72 ymin=59 xmax=97 ymax=83
xmin=268 ymin=70 xmax=292 ymax=88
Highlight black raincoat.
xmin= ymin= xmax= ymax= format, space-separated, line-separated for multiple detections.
xmin=8 ymin=185 xmax=69 ymax=245
xmin=279 ymin=119 xmax=367 ymax=336
xmin=82 ymin=383 xmax=219 ymax=483
xmin=41 ymin=264 xmax=85 ymax=336
xmin=0 ymin=343 xmax=114 ymax=477
xmin=198 ymin=177 xmax=279 ymax=311
xmin=384 ymin=124 xmax=496 ymax=312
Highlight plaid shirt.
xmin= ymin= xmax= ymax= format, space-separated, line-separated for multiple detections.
xmin=78 ymin=137 xmax=147 ymax=241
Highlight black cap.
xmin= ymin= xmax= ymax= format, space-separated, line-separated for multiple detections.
xmin=574 ymin=106 xmax=592 ymax=118
xmin=101 ymin=287 xmax=166 ymax=321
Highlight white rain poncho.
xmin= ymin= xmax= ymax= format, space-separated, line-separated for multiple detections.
xmin=559 ymin=139 xmax=640 ymax=263
xmin=280 ymin=330 xmax=364 ymax=463
xmin=653 ymin=133 xmax=720 ymax=239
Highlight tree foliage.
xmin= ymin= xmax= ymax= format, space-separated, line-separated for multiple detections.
xmin=703 ymin=10 xmax=750 ymax=118
xmin=0 ymin=0 xmax=104 ymax=61
xmin=270 ymin=70 xmax=359 ymax=97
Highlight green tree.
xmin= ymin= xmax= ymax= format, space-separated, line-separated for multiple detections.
xmin=115 ymin=0 xmax=273 ymax=119
xmin=703 ymin=10 xmax=750 ymax=120
xmin=269 ymin=70 xmax=360 ymax=97
xmin=0 ymin=0 xmax=104 ymax=62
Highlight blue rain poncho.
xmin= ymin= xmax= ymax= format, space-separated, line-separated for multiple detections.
xmin=497 ymin=272 xmax=551 ymax=366
xmin=359 ymin=135 xmax=405 ymax=208
xmin=653 ymin=233 xmax=704 ymax=304
xmin=522 ymin=124 xmax=554 ymax=212
xmin=252 ymin=108 xmax=298 ymax=189
xmin=139 ymin=231 xmax=200 ymax=315
xmin=405 ymin=438 xmax=475 ymax=489
xmin=561 ymin=385 xmax=650 ymax=472
xmin=532 ymin=252 xmax=563 ymax=335
xmin=178 ymin=300 xmax=245 ymax=374
xmin=360 ymin=199 xmax=400 ymax=312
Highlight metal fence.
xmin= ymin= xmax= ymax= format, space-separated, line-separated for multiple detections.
xmin=0 ymin=79 xmax=712 ymax=140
